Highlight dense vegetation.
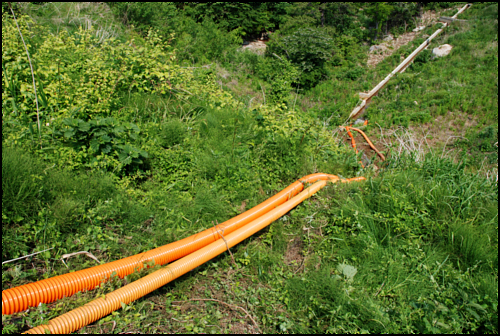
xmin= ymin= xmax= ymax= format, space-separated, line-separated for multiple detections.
xmin=2 ymin=2 xmax=498 ymax=334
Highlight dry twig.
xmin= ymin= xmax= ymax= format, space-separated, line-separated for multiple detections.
xmin=172 ymin=298 xmax=261 ymax=333
xmin=2 ymin=248 xmax=54 ymax=265
xmin=213 ymin=221 xmax=236 ymax=266
xmin=374 ymin=281 xmax=386 ymax=297
xmin=60 ymin=251 xmax=100 ymax=268
xmin=100 ymin=321 xmax=116 ymax=334
xmin=8 ymin=2 xmax=41 ymax=143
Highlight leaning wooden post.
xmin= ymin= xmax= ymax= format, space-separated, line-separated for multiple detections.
xmin=349 ymin=3 xmax=471 ymax=120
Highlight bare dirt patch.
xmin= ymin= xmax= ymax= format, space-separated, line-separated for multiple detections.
xmin=285 ymin=238 xmax=303 ymax=266
xmin=367 ymin=10 xmax=439 ymax=67
xmin=353 ymin=112 xmax=479 ymax=166
xmin=241 ymin=40 xmax=267 ymax=55
xmin=410 ymin=111 xmax=477 ymax=148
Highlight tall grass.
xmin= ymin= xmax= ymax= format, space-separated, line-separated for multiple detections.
xmin=1 ymin=2 xmax=497 ymax=334
xmin=279 ymin=153 xmax=498 ymax=333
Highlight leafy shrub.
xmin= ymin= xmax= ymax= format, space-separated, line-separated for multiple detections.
xmin=2 ymin=14 xmax=233 ymax=121
xmin=336 ymin=64 xmax=365 ymax=81
xmin=267 ymin=27 xmax=335 ymax=88
xmin=107 ymin=2 xmax=178 ymax=34
xmin=410 ymin=49 xmax=432 ymax=71
xmin=474 ymin=126 xmax=498 ymax=152
xmin=174 ymin=17 xmax=242 ymax=64
xmin=58 ymin=117 xmax=148 ymax=171
xmin=409 ymin=111 xmax=432 ymax=123
xmin=254 ymin=57 xmax=299 ymax=104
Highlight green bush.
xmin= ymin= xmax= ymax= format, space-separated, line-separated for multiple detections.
xmin=58 ymin=117 xmax=148 ymax=172
xmin=268 ymin=27 xmax=335 ymax=88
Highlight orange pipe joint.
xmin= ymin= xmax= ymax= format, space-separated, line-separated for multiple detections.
xmin=3 ymin=173 xmax=347 ymax=315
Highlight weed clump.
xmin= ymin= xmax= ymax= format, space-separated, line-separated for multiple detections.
xmin=2 ymin=147 xmax=44 ymax=220
xmin=157 ymin=120 xmax=186 ymax=148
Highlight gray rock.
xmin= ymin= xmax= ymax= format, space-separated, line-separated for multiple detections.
xmin=383 ymin=34 xmax=394 ymax=41
xmin=432 ymin=44 xmax=453 ymax=57
xmin=354 ymin=118 xmax=365 ymax=125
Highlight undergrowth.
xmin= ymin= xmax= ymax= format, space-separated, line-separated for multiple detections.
xmin=2 ymin=2 xmax=497 ymax=334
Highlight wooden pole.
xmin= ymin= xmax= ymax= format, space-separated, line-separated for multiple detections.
xmin=349 ymin=3 xmax=471 ymax=120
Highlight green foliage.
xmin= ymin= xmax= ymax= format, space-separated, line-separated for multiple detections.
xmin=269 ymin=27 xmax=334 ymax=73
xmin=59 ymin=117 xmax=147 ymax=171
xmin=268 ymin=27 xmax=335 ymax=88
xmin=2 ymin=148 xmax=117 ymax=261
xmin=364 ymin=2 xmax=395 ymax=39
xmin=107 ymin=2 xmax=245 ymax=64
xmin=16 ymin=2 xmax=127 ymax=39
xmin=174 ymin=17 xmax=242 ymax=64
xmin=255 ymin=57 xmax=299 ymax=104
xmin=1 ymin=2 xmax=497 ymax=335
xmin=108 ymin=2 xmax=178 ymax=34
xmin=183 ymin=2 xmax=281 ymax=37
xmin=156 ymin=119 xmax=186 ymax=148
xmin=2 ymin=147 xmax=45 ymax=220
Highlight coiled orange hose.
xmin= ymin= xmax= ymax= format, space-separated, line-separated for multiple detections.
xmin=3 ymin=173 xmax=346 ymax=315
xmin=25 ymin=177 xmax=365 ymax=334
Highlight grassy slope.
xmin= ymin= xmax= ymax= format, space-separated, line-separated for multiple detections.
xmin=2 ymin=2 xmax=498 ymax=334
xmin=303 ymin=4 xmax=498 ymax=167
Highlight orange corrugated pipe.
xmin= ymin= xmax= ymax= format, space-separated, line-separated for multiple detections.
xmin=340 ymin=126 xmax=364 ymax=168
xmin=339 ymin=124 xmax=386 ymax=166
xmin=347 ymin=126 xmax=386 ymax=161
xmin=25 ymin=176 xmax=365 ymax=334
xmin=3 ymin=173 xmax=349 ymax=315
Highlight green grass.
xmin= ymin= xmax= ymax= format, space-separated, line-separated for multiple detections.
xmin=16 ymin=2 xmax=131 ymax=42
xmin=2 ymin=151 xmax=497 ymax=333
xmin=2 ymin=2 xmax=498 ymax=334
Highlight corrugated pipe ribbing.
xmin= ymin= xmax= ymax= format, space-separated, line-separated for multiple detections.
xmin=2 ymin=173 xmax=362 ymax=315
xmin=26 ymin=177 xmax=365 ymax=334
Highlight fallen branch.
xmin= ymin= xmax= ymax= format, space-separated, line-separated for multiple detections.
xmin=60 ymin=251 xmax=100 ymax=268
xmin=2 ymin=248 xmax=54 ymax=265
xmin=100 ymin=321 xmax=116 ymax=334
xmin=374 ymin=281 xmax=386 ymax=297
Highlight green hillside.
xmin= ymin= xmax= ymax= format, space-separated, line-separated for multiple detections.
xmin=2 ymin=2 xmax=497 ymax=334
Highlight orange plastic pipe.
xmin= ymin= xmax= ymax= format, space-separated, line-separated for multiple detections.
xmin=26 ymin=177 xmax=365 ymax=334
xmin=339 ymin=126 xmax=385 ymax=163
xmin=3 ymin=173 xmax=345 ymax=315
xmin=347 ymin=127 xmax=386 ymax=161
xmin=340 ymin=126 xmax=364 ymax=168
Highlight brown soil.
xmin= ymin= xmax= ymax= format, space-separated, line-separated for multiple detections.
xmin=241 ymin=40 xmax=267 ymax=55
xmin=410 ymin=111 xmax=477 ymax=148
xmin=348 ymin=112 xmax=479 ymax=165
xmin=284 ymin=238 xmax=303 ymax=266
xmin=367 ymin=10 xmax=439 ymax=67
